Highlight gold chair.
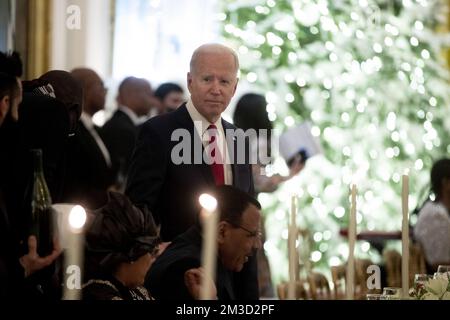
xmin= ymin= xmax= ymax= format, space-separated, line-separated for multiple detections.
xmin=383 ymin=249 xmax=402 ymax=287
xmin=384 ymin=244 xmax=427 ymax=288
xmin=307 ymin=272 xmax=331 ymax=300
xmin=277 ymin=280 xmax=308 ymax=300
xmin=355 ymin=258 xmax=378 ymax=299
xmin=409 ymin=243 xmax=426 ymax=283
xmin=331 ymin=264 xmax=347 ymax=299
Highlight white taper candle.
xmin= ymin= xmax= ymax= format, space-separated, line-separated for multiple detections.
xmin=402 ymin=173 xmax=410 ymax=299
xmin=199 ymin=194 xmax=219 ymax=300
xmin=288 ymin=195 xmax=297 ymax=300
xmin=346 ymin=184 xmax=356 ymax=300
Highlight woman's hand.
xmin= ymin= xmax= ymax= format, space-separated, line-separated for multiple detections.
xmin=19 ymin=235 xmax=62 ymax=278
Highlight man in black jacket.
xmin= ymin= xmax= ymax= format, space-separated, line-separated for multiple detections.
xmin=126 ymin=44 xmax=258 ymax=299
xmin=146 ymin=185 xmax=261 ymax=300
xmin=101 ymin=77 xmax=154 ymax=191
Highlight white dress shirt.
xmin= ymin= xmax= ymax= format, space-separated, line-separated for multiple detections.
xmin=186 ymin=99 xmax=233 ymax=185
xmin=118 ymin=105 xmax=149 ymax=126
xmin=414 ymin=201 xmax=450 ymax=266
xmin=80 ymin=112 xmax=112 ymax=168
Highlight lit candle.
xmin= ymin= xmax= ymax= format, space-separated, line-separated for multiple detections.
xmin=199 ymin=194 xmax=219 ymax=300
xmin=288 ymin=195 xmax=297 ymax=300
xmin=346 ymin=184 xmax=357 ymax=300
xmin=402 ymin=173 xmax=409 ymax=299
xmin=62 ymin=204 xmax=87 ymax=300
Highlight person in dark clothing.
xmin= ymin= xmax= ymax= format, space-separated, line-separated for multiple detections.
xmin=0 ymin=53 xmax=62 ymax=299
xmin=146 ymin=185 xmax=262 ymax=300
xmin=154 ymin=82 xmax=185 ymax=114
xmin=101 ymin=77 xmax=154 ymax=191
xmin=82 ymin=192 xmax=161 ymax=300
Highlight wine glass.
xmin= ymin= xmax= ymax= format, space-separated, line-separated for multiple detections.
xmin=381 ymin=287 xmax=402 ymax=300
xmin=366 ymin=293 xmax=382 ymax=300
xmin=434 ymin=265 xmax=450 ymax=279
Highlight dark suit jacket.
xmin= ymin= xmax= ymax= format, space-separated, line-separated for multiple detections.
xmin=100 ymin=109 xmax=139 ymax=187
xmin=126 ymin=104 xmax=255 ymax=240
xmin=146 ymin=226 xmax=235 ymax=300
xmin=0 ymin=93 xmax=70 ymax=245
xmin=0 ymin=93 xmax=70 ymax=299
xmin=60 ymin=120 xmax=113 ymax=210
xmin=126 ymin=104 xmax=258 ymax=299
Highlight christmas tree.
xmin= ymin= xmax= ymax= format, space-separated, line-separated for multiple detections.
xmin=221 ymin=0 xmax=450 ymax=285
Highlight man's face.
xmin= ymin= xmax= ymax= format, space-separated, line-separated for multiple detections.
xmin=187 ymin=51 xmax=238 ymax=123
xmin=219 ymin=204 xmax=262 ymax=272
xmin=131 ymin=81 xmax=154 ymax=116
xmin=86 ymin=74 xmax=106 ymax=114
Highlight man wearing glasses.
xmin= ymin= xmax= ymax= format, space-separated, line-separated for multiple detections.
xmin=146 ymin=185 xmax=262 ymax=300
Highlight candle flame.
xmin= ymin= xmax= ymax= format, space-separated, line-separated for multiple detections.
xmin=69 ymin=205 xmax=87 ymax=232
xmin=199 ymin=194 xmax=217 ymax=212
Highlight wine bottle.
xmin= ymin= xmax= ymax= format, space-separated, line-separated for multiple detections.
xmin=28 ymin=149 xmax=54 ymax=257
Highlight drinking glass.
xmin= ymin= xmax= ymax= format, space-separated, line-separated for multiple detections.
xmin=366 ymin=293 xmax=382 ymax=300
xmin=434 ymin=265 xmax=450 ymax=279
xmin=381 ymin=287 xmax=402 ymax=300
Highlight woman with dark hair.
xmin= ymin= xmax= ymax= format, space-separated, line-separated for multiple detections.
xmin=232 ymin=93 xmax=304 ymax=298
xmin=414 ymin=158 xmax=450 ymax=272
xmin=82 ymin=192 xmax=162 ymax=300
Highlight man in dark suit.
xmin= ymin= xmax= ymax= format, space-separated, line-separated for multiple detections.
xmin=126 ymin=44 xmax=258 ymax=299
xmin=101 ymin=77 xmax=154 ymax=191
xmin=147 ymin=185 xmax=261 ymax=300
xmin=61 ymin=68 xmax=113 ymax=210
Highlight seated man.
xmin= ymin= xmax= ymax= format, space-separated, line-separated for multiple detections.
xmin=146 ymin=185 xmax=262 ymax=300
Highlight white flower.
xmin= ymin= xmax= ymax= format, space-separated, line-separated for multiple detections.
xmin=424 ymin=278 xmax=449 ymax=299
xmin=422 ymin=292 xmax=439 ymax=300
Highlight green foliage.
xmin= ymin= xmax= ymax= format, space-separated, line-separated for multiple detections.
xmin=222 ymin=0 xmax=450 ymax=285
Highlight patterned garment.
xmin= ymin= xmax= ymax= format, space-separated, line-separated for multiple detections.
xmin=414 ymin=201 xmax=450 ymax=267
xmin=82 ymin=278 xmax=153 ymax=301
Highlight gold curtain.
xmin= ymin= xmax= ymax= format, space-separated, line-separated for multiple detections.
xmin=26 ymin=0 xmax=52 ymax=80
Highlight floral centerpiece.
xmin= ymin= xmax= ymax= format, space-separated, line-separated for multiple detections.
xmin=410 ymin=275 xmax=450 ymax=300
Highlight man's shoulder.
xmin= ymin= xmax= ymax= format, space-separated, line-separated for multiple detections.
xmin=141 ymin=104 xmax=189 ymax=134
xmin=221 ymin=118 xmax=237 ymax=130
xmin=103 ymin=111 xmax=133 ymax=129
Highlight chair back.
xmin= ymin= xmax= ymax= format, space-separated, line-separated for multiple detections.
xmin=307 ymin=272 xmax=331 ymax=299
xmin=277 ymin=280 xmax=308 ymax=300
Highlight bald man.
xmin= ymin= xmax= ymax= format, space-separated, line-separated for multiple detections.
xmin=60 ymin=68 xmax=113 ymax=210
xmin=101 ymin=77 xmax=155 ymax=191
xmin=126 ymin=44 xmax=258 ymax=299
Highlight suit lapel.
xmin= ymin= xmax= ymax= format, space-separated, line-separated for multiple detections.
xmin=174 ymin=105 xmax=215 ymax=186
xmin=222 ymin=120 xmax=239 ymax=188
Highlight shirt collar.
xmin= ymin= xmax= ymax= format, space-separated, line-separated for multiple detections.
xmin=80 ymin=112 xmax=94 ymax=129
xmin=118 ymin=105 xmax=147 ymax=126
xmin=186 ymin=98 xmax=223 ymax=140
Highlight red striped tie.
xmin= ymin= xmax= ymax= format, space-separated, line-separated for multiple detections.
xmin=207 ymin=124 xmax=224 ymax=185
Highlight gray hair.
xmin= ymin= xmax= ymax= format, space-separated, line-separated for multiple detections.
xmin=189 ymin=43 xmax=239 ymax=76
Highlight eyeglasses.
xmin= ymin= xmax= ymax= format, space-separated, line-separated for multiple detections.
xmin=226 ymin=220 xmax=262 ymax=239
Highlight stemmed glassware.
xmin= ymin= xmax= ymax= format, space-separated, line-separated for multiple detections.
xmin=434 ymin=265 xmax=450 ymax=279
xmin=381 ymin=287 xmax=402 ymax=300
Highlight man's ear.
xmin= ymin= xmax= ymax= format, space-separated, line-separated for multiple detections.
xmin=0 ymin=96 xmax=10 ymax=122
xmin=217 ymin=221 xmax=227 ymax=244
xmin=187 ymin=72 xmax=193 ymax=90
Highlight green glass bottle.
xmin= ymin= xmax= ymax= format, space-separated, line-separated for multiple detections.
xmin=29 ymin=149 xmax=54 ymax=257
